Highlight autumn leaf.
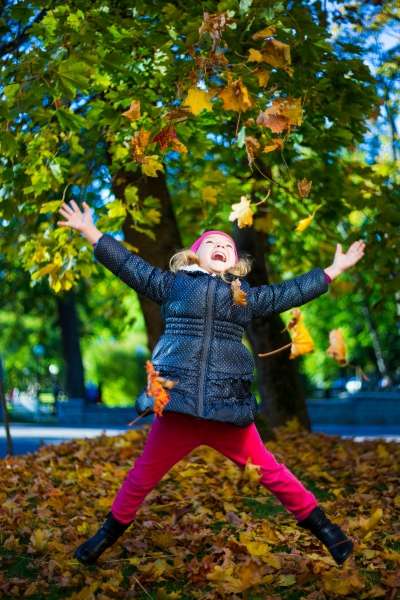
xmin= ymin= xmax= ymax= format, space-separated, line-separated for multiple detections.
xmin=288 ymin=308 xmax=315 ymax=359
xmin=327 ymin=328 xmax=347 ymax=365
xmin=219 ymin=76 xmax=253 ymax=112
xmin=228 ymin=195 xmax=254 ymax=228
xmin=254 ymin=68 xmax=270 ymax=87
xmin=257 ymin=111 xmax=288 ymax=133
xmin=231 ymin=278 xmax=247 ymax=306
xmin=257 ymin=98 xmax=303 ymax=134
xmin=251 ymin=26 xmax=277 ymax=40
xmin=142 ymin=155 xmax=164 ymax=177
xmin=121 ymin=99 xmax=141 ymax=121
xmin=183 ymin=87 xmax=213 ymax=115
xmin=145 ymin=360 xmax=177 ymax=417
xmin=263 ymin=138 xmax=284 ymax=153
xmin=297 ymin=178 xmax=312 ymax=198
xmin=244 ymin=135 xmax=260 ymax=166
xmin=295 ymin=204 xmax=321 ymax=233
xmin=131 ymin=128 xmax=151 ymax=162
xmin=198 ymin=11 xmax=234 ymax=50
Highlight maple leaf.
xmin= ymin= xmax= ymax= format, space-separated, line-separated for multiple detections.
xmin=219 ymin=76 xmax=253 ymax=112
xmin=198 ymin=11 xmax=234 ymax=50
xmin=183 ymin=87 xmax=213 ymax=115
xmin=254 ymin=68 xmax=270 ymax=87
xmin=257 ymin=98 xmax=303 ymax=134
xmin=141 ymin=155 xmax=164 ymax=177
xmin=121 ymin=99 xmax=141 ymax=121
xmin=260 ymin=38 xmax=291 ymax=70
xmin=228 ymin=195 xmax=254 ymax=228
xmin=251 ymin=26 xmax=277 ymax=40
xmin=327 ymin=328 xmax=347 ymax=365
xmin=145 ymin=360 xmax=177 ymax=417
xmin=287 ymin=308 xmax=315 ymax=359
xmin=131 ymin=128 xmax=151 ymax=162
xmin=152 ymin=125 xmax=177 ymax=150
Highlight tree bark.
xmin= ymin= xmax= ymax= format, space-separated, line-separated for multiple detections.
xmin=231 ymin=223 xmax=311 ymax=441
xmin=112 ymin=170 xmax=183 ymax=352
xmin=56 ymin=290 xmax=86 ymax=401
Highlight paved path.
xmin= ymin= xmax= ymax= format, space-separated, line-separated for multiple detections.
xmin=0 ymin=423 xmax=150 ymax=458
xmin=0 ymin=421 xmax=399 ymax=458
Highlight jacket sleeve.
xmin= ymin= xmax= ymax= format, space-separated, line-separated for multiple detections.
xmin=93 ymin=233 xmax=174 ymax=304
xmin=249 ymin=267 xmax=329 ymax=318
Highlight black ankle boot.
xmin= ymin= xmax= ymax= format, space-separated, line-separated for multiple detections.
xmin=74 ymin=512 xmax=132 ymax=565
xmin=298 ymin=506 xmax=354 ymax=566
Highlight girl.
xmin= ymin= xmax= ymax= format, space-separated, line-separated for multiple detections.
xmin=57 ymin=199 xmax=365 ymax=568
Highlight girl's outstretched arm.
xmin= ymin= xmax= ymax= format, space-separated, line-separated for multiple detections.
xmin=249 ymin=240 xmax=366 ymax=318
xmin=57 ymin=200 xmax=174 ymax=304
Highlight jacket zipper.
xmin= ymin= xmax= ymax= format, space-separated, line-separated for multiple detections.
xmin=197 ymin=277 xmax=217 ymax=416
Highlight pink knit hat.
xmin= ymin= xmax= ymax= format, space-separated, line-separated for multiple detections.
xmin=190 ymin=230 xmax=238 ymax=260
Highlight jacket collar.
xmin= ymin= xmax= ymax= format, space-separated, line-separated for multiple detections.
xmin=178 ymin=264 xmax=236 ymax=281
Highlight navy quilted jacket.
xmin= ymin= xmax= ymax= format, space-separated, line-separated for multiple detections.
xmin=94 ymin=233 xmax=329 ymax=427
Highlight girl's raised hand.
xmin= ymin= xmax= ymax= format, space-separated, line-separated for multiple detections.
xmin=332 ymin=240 xmax=366 ymax=273
xmin=57 ymin=199 xmax=94 ymax=233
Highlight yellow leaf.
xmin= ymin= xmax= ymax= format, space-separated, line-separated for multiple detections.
xmin=252 ymin=26 xmax=277 ymax=40
xmin=107 ymin=200 xmax=127 ymax=218
xmin=40 ymin=200 xmax=62 ymax=213
xmin=248 ymin=48 xmax=263 ymax=62
xmin=202 ymin=186 xmax=218 ymax=205
xmin=254 ymin=68 xmax=270 ymax=87
xmin=287 ymin=308 xmax=315 ymax=359
xmin=260 ymin=39 xmax=291 ymax=69
xmin=219 ymin=76 xmax=253 ymax=112
xmin=295 ymin=214 xmax=314 ymax=233
xmin=322 ymin=570 xmax=365 ymax=595
xmin=263 ymin=138 xmax=283 ymax=153
xmin=360 ymin=508 xmax=383 ymax=532
xmin=277 ymin=574 xmax=296 ymax=587
xmin=183 ymin=87 xmax=213 ymax=115
xmin=29 ymin=528 xmax=50 ymax=552
xmin=228 ymin=195 xmax=254 ymax=228
xmin=142 ymin=155 xmax=164 ymax=177
xmin=51 ymin=279 xmax=62 ymax=293
xmin=32 ymin=263 xmax=57 ymax=280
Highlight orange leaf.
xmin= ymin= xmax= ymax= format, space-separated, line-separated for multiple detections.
xmin=121 ymin=99 xmax=141 ymax=121
xmin=145 ymin=361 xmax=177 ymax=417
xmin=327 ymin=328 xmax=347 ymax=365
xmin=297 ymin=178 xmax=312 ymax=198
xmin=219 ymin=76 xmax=253 ymax=112
xmin=287 ymin=308 xmax=315 ymax=359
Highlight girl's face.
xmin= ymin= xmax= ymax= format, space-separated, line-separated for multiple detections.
xmin=196 ymin=234 xmax=237 ymax=273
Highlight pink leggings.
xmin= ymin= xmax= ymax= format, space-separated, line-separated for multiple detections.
xmin=111 ymin=412 xmax=318 ymax=525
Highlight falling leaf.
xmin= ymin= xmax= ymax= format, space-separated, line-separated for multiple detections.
xmin=327 ymin=328 xmax=347 ymax=365
xmin=121 ymin=99 xmax=141 ymax=121
xmin=287 ymin=308 xmax=315 ymax=359
xmin=219 ymin=76 xmax=253 ymax=112
xmin=228 ymin=195 xmax=254 ymax=228
xmin=295 ymin=205 xmax=321 ymax=233
xmin=183 ymin=87 xmax=213 ymax=115
xmin=297 ymin=178 xmax=312 ymax=198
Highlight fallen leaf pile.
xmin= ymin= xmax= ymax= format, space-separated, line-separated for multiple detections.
xmin=0 ymin=419 xmax=399 ymax=599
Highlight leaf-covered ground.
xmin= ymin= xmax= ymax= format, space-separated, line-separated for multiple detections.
xmin=0 ymin=419 xmax=399 ymax=600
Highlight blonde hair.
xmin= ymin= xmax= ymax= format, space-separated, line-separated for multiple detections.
xmin=169 ymin=248 xmax=253 ymax=305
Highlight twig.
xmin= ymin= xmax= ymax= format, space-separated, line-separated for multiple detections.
xmin=127 ymin=407 xmax=153 ymax=426
xmin=258 ymin=342 xmax=292 ymax=358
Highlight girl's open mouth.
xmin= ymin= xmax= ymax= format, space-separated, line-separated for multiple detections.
xmin=211 ymin=251 xmax=226 ymax=262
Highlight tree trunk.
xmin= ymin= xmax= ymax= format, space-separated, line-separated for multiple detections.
xmin=56 ymin=291 xmax=86 ymax=401
xmin=112 ymin=170 xmax=183 ymax=352
xmin=231 ymin=223 xmax=311 ymax=441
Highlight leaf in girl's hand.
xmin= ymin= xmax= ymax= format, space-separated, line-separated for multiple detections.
xmin=231 ymin=278 xmax=247 ymax=306
xmin=327 ymin=328 xmax=347 ymax=365
xmin=146 ymin=361 xmax=177 ymax=416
